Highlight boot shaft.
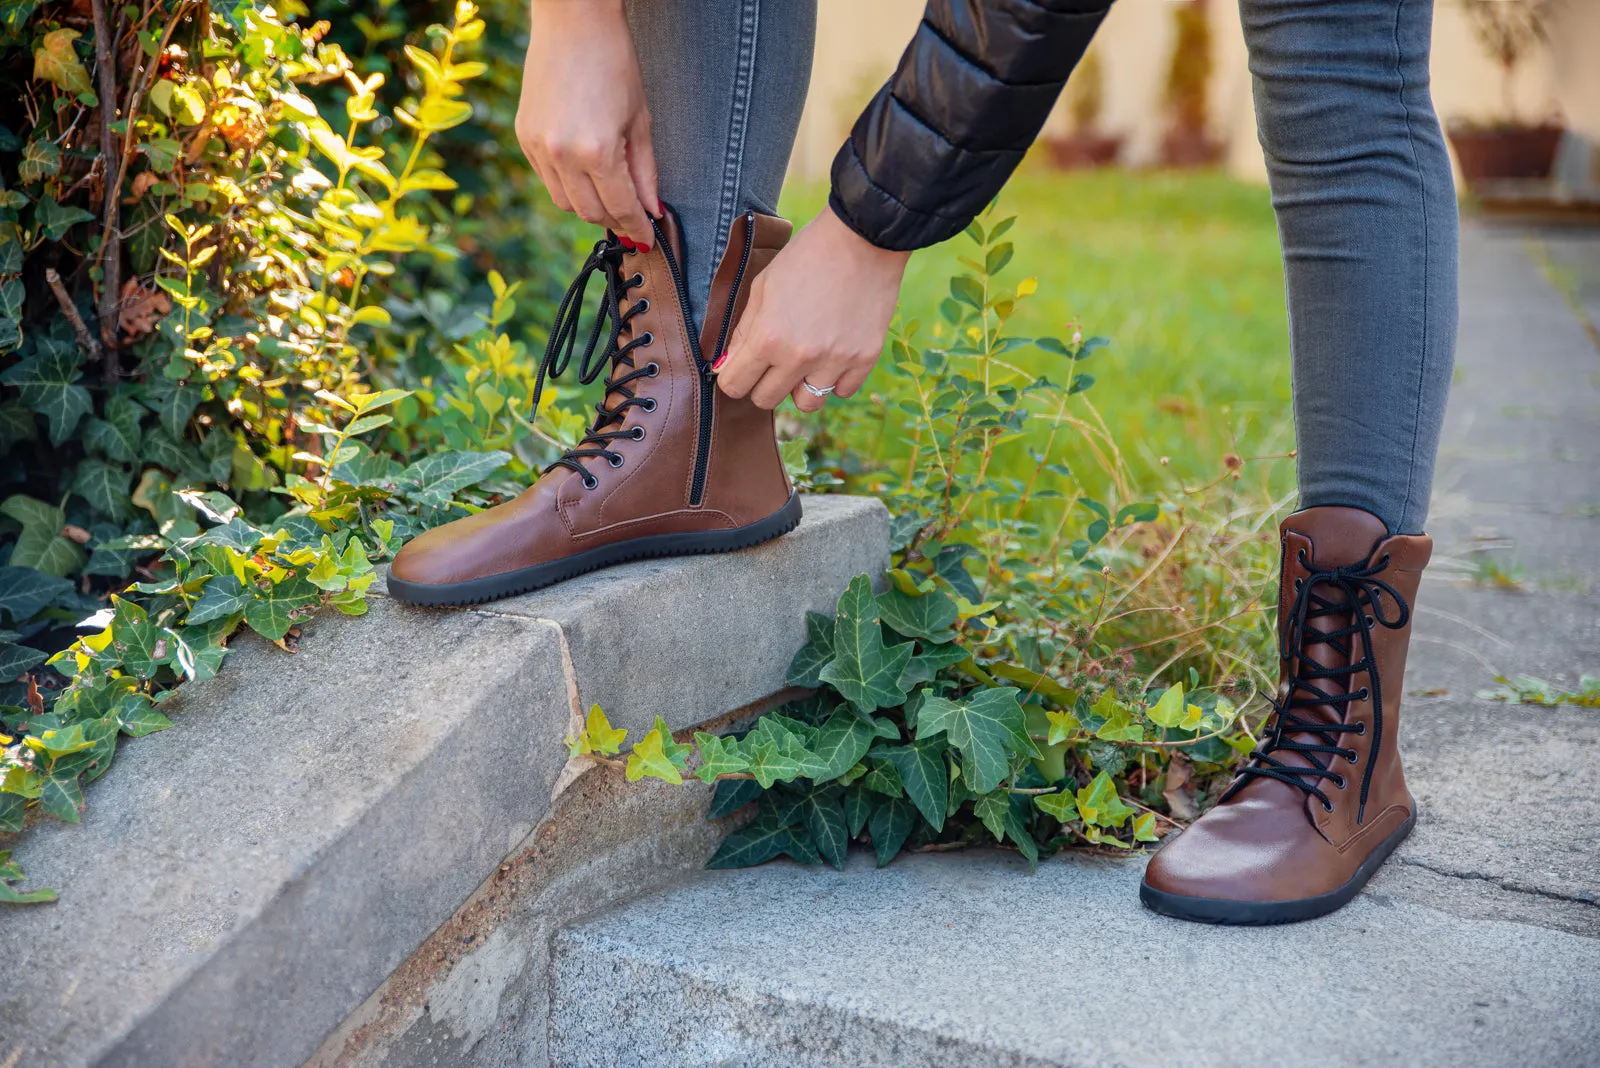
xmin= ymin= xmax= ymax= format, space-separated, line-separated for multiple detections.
xmin=555 ymin=209 xmax=792 ymax=534
xmin=1268 ymin=507 xmax=1431 ymax=842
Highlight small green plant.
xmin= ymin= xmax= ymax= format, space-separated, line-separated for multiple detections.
xmin=572 ymin=207 xmax=1282 ymax=869
xmin=1476 ymin=674 xmax=1600 ymax=707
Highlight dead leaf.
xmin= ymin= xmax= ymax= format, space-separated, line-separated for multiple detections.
xmin=1162 ymin=753 xmax=1200 ymax=822
xmin=118 ymin=279 xmax=171 ymax=342
xmin=60 ymin=524 xmax=92 ymax=544
xmin=126 ymin=171 xmax=159 ymax=203
xmin=26 ymin=677 xmax=44 ymax=717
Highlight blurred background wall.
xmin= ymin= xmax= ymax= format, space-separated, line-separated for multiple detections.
xmin=788 ymin=0 xmax=1600 ymax=189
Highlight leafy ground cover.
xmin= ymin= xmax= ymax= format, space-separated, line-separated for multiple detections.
xmin=1 ymin=0 xmax=1298 ymax=899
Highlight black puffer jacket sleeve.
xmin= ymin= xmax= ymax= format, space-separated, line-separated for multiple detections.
xmin=829 ymin=0 xmax=1113 ymax=251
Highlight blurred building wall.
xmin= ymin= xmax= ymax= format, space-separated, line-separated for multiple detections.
xmin=788 ymin=0 xmax=1599 ymax=185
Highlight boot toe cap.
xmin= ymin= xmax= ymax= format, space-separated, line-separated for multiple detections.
xmin=1143 ymin=805 xmax=1327 ymax=904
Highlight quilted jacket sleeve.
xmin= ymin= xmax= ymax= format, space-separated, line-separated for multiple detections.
xmin=829 ymin=0 xmax=1114 ymax=251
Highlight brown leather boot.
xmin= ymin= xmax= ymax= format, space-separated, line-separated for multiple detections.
xmin=388 ymin=209 xmax=801 ymax=606
xmin=1141 ymin=506 xmax=1431 ymax=924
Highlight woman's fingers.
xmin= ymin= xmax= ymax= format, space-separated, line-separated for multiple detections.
xmin=626 ymin=111 xmax=662 ymax=222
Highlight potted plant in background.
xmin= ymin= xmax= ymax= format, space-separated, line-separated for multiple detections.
xmin=1160 ymin=0 xmax=1223 ymax=167
xmin=1046 ymin=47 xmax=1125 ymax=170
xmin=1447 ymin=0 xmax=1565 ymax=187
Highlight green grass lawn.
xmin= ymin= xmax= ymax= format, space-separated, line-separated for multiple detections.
xmin=780 ymin=167 xmax=1297 ymax=496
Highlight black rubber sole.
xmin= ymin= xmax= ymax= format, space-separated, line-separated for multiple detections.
xmin=387 ymin=492 xmax=804 ymax=608
xmin=1139 ymin=809 xmax=1417 ymax=926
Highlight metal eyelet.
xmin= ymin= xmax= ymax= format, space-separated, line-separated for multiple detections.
xmin=1333 ymin=775 xmax=1347 ymax=789
xmin=1322 ymin=800 xmax=1335 ymax=812
xmin=630 ymin=272 xmax=644 ymax=287
xmin=582 ymin=475 xmax=598 ymax=490
xmin=646 ymin=362 xmax=660 ymax=377
xmin=637 ymin=298 xmax=650 ymax=314
xmin=1365 ymin=615 xmax=1375 ymax=626
xmin=641 ymin=397 xmax=658 ymax=412
xmin=1358 ymin=687 xmax=1371 ymax=701
xmin=1357 ymin=722 xmax=1368 ymax=735
xmin=1344 ymin=749 xmax=1359 ymax=765
xmin=1293 ymin=578 xmax=1303 ymax=590
xmin=608 ymin=454 xmax=625 ymax=468
xmin=630 ymin=425 xmax=646 ymax=440
xmin=639 ymin=331 xmax=655 ymax=346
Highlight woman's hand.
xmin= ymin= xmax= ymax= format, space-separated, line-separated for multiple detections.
xmin=714 ymin=207 xmax=911 ymax=412
xmin=515 ymin=0 xmax=659 ymax=248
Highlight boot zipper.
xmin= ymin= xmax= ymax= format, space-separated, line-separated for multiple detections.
xmin=693 ymin=212 xmax=756 ymax=505
xmin=648 ymin=211 xmax=755 ymax=507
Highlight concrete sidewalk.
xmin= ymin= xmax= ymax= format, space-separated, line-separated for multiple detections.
xmin=548 ymin=223 xmax=1600 ymax=1067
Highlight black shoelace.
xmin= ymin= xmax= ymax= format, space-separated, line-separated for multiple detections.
xmin=1223 ymin=549 xmax=1410 ymax=823
xmin=533 ymin=237 xmax=657 ymax=489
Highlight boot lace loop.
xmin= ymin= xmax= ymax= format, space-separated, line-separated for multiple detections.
xmin=1224 ymin=551 xmax=1410 ymax=823
xmin=531 ymin=237 xmax=655 ymax=486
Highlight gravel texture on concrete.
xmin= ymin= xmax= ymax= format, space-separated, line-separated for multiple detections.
xmin=1 ymin=494 xmax=889 ymax=1068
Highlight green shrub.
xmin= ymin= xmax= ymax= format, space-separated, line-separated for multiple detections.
xmin=568 ymin=211 xmax=1283 ymax=867
xmin=0 ymin=0 xmax=582 ymax=903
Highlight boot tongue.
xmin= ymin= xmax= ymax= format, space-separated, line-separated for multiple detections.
xmin=1282 ymin=506 xmax=1390 ymax=568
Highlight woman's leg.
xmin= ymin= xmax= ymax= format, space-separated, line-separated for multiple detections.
xmin=624 ymin=0 xmax=817 ymax=325
xmin=1242 ymin=0 xmax=1458 ymax=535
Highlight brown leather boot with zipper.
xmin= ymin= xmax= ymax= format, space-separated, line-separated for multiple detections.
xmin=387 ymin=208 xmax=800 ymax=606
xmin=1141 ymin=506 xmax=1431 ymax=924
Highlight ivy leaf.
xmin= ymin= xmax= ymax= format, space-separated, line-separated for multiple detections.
xmin=805 ymin=709 xmax=875 ymax=784
xmin=868 ymin=795 xmax=917 ymax=866
xmin=876 ymin=586 xmax=958 ymax=642
xmin=790 ymin=784 xmax=849 ymax=870
xmin=1076 ymin=770 xmax=1134 ymax=829
xmin=1005 ymin=795 xmax=1040 ymax=869
xmin=0 ymin=403 xmax=36 ymax=450
xmin=704 ymin=812 xmax=794 ymax=869
xmin=242 ymin=576 xmax=319 ymax=641
xmin=915 ymin=687 xmax=1034 ymax=795
xmin=0 ymin=849 xmax=56 ymax=904
xmin=1 ymin=342 xmax=90 ymax=444
xmin=197 ymin=517 xmax=264 ymax=553
xmin=817 ymin=575 xmax=914 ymax=719
xmin=0 ymin=566 xmax=72 ymax=621
xmin=568 ymin=704 xmax=626 ymax=758
xmin=875 ymin=734 xmax=948 ymax=832
xmin=843 ymin=781 xmax=876 ymax=837
xmin=625 ymin=725 xmax=684 ymax=785
xmin=692 ymin=731 xmax=749 ymax=784
xmin=39 ymin=771 xmax=84 ymax=823
xmin=707 ymin=777 xmax=762 ymax=820
xmin=0 ymin=794 xmax=25 ymax=834
xmin=898 ymin=640 xmax=971 ymax=691
xmin=1145 ymin=683 xmax=1187 ymax=729
xmin=394 ymin=450 xmax=511 ymax=505
xmin=742 ymin=729 xmax=809 ymax=789
xmin=0 ymin=643 xmax=46 ymax=681
xmin=33 ymin=28 xmax=93 ymax=94
xmin=109 ymin=597 xmax=170 ymax=679
xmin=973 ymin=790 xmax=1010 ymax=843
xmin=34 ymin=195 xmax=95 ymax=241
xmin=1034 ymin=789 xmax=1079 ymax=822
xmin=785 ymin=609 xmax=835 ymax=687
xmin=1091 ymin=690 xmax=1144 ymax=743
xmin=1 ymin=495 xmax=83 ymax=576
xmin=1133 ymin=811 xmax=1161 ymax=843
xmin=72 ymin=459 xmax=132 ymax=519
xmin=18 ymin=138 xmax=60 ymax=184
xmin=84 ymin=395 xmax=143 ymax=463
xmin=184 ymin=574 xmax=251 ymax=626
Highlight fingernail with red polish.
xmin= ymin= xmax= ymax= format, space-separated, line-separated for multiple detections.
xmin=711 ymin=351 xmax=729 ymax=372
xmin=618 ymin=236 xmax=636 ymax=250
xmin=637 ymin=242 xmax=652 ymax=253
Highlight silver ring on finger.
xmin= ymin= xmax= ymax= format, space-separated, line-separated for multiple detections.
xmin=801 ymin=379 xmax=836 ymax=398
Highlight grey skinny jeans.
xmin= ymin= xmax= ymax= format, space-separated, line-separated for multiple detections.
xmin=624 ymin=0 xmax=1457 ymax=535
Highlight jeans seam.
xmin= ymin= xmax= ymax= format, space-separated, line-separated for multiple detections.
xmin=1392 ymin=0 xmax=1430 ymax=535
xmin=713 ymin=0 xmax=760 ymax=295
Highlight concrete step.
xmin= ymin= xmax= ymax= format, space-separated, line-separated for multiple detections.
xmin=543 ymin=578 xmax=1600 ymax=1068
xmin=1 ymin=495 xmax=888 ymax=1068
xmin=549 ymin=850 xmax=1600 ymax=1068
